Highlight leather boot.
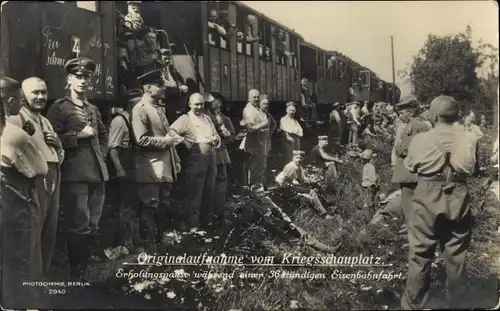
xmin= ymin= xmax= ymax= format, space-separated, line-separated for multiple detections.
xmin=67 ymin=234 xmax=91 ymax=280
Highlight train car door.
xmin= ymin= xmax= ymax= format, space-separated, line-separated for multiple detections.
xmin=1 ymin=1 xmax=115 ymax=101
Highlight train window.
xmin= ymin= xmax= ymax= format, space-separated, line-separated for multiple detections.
xmin=259 ymin=44 xmax=264 ymax=57
xmin=237 ymin=41 xmax=243 ymax=53
xmin=76 ymin=1 xmax=97 ymax=12
xmin=220 ymin=37 xmax=227 ymax=49
xmin=246 ymin=43 xmax=252 ymax=56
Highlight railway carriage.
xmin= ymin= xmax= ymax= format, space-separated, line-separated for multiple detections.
xmin=1 ymin=0 xmax=397 ymax=126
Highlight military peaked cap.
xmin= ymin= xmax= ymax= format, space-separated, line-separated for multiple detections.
xmin=396 ymin=95 xmax=420 ymax=110
xmin=65 ymin=57 xmax=96 ymax=75
xmin=127 ymin=1 xmax=141 ymax=5
xmin=203 ymin=93 xmax=215 ymax=103
xmin=137 ymin=69 xmax=163 ymax=85
xmin=286 ymin=101 xmax=296 ymax=107
xmin=318 ymin=136 xmax=328 ymax=141
xmin=211 ymin=91 xmax=225 ymax=102
xmin=293 ymin=150 xmax=306 ymax=156
xmin=127 ymin=88 xmax=143 ymax=102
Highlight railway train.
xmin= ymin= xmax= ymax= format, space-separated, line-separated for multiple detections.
xmin=0 ymin=1 xmax=401 ymax=125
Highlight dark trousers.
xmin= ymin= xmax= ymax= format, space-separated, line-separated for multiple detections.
xmin=400 ymin=183 xmax=417 ymax=224
xmin=1 ymin=167 xmax=42 ymax=309
xmin=402 ymin=180 xmax=471 ymax=309
xmin=61 ymin=182 xmax=105 ymax=235
xmin=247 ymin=152 xmax=267 ymax=186
xmin=180 ymin=147 xmax=216 ymax=228
xmin=35 ymin=162 xmax=60 ymax=277
xmin=137 ymin=182 xmax=172 ymax=248
xmin=213 ymin=163 xmax=228 ymax=218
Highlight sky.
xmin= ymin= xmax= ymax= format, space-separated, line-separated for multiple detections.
xmin=241 ymin=1 xmax=498 ymax=96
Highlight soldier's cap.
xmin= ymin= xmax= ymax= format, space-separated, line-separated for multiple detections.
xmin=203 ymin=93 xmax=215 ymax=103
xmin=127 ymin=1 xmax=141 ymax=5
xmin=430 ymin=95 xmax=459 ymax=121
xmin=211 ymin=91 xmax=225 ymax=102
xmin=396 ymin=95 xmax=420 ymax=110
xmin=332 ymin=102 xmax=340 ymax=108
xmin=318 ymin=136 xmax=328 ymax=141
xmin=137 ymin=69 xmax=164 ymax=85
xmin=293 ymin=150 xmax=306 ymax=156
xmin=65 ymin=57 xmax=96 ymax=75
xmin=360 ymin=149 xmax=376 ymax=160
xmin=286 ymin=101 xmax=296 ymax=107
xmin=127 ymin=89 xmax=143 ymax=104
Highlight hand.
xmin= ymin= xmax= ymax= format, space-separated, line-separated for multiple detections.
xmin=221 ymin=128 xmax=231 ymax=137
xmin=183 ymin=139 xmax=193 ymax=150
xmin=240 ymin=120 xmax=246 ymax=127
xmin=44 ymin=132 xmax=62 ymax=149
xmin=176 ymin=163 xmax=181 ymax=173
xmin=78 ymin=125 xmax=96 ymax=138
xmin=22 ymin=120 xmax=36 ymax=136
xmin=179 ymin=85 xmax=188 ymax=93
xmin=116 ymin=167 xmax=126 ymax=178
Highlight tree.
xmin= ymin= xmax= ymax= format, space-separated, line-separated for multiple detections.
xmin=400 ymin=25 xmax=498 ymax=116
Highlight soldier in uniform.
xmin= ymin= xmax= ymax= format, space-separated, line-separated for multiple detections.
xmin=206 ymin=91 xmax=235 ymax=222
xmin=390 ymin=96 xmax=429 ymax=235
xmin=170 ymin=93 xmax=221 ymax=229
xmin=259 ymin=95 xmax=278 ymax=189
xmin=401 ymin=95 xmax=477 ymax=309
xmin=328 ymin=102 xmax=347 ymax=155
xmin=1 ymin=76 xmax=48 ymax=308
xmin=7 ymin=77 xmax=65 ymax=278
xmin=240 ymin=89 xmax=269 ymax=187
xmin=131 ymin=69 xmax=181 ymax=248
xmin=107 ymin=88 xmax=143 ymax=253
xmin=46 ymin=57 xmax=109 ymax=279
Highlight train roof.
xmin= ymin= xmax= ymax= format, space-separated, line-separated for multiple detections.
xmin=234 ymin=1 xmax=304 ymax=40
xmin=300 ymin=40 xmax=326 ymax=52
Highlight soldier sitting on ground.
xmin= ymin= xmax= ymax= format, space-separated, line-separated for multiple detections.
xmin=309 ymin=136 xmax=343 ymax=191
xmin=275 ymin=150 xmax=334 ymax=220
xmin=247 ymin=184 xmax=341 ymax=253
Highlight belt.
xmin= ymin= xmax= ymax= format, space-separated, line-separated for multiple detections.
xmin=418 ymin=173 xmax=467 ymax=183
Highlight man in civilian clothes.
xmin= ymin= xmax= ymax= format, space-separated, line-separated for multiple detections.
xmin=240 ymin=89 xmax=269 ymax=187
xmin=170 ymin=93 xmax=220 ymax=229
xmin=7 ymin=77 xmax=65 ymax=279
xmin=107 ymin=88 xmax=144 ymax=253
xmin=259 ymin=95 xmax=277 ymax=189
xmin=46 ymin=57 xmax=109 ymax=280
xmin=390 ymin=95 xmax=430 ymax=237
xmin=205 ymin=92 xmax=235 ymax=223
xmin=1 ymin=76 xmax=48 ymax=308
xmin=131 ymin=69 xmax=182 ymax=249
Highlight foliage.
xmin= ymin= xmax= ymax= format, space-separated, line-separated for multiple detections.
xmin=399 ymin=25 xmax=498 ymax=115
xmin=120 ymin=128 xmax=499 ymax=310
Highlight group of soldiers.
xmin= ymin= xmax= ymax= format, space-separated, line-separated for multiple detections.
xmin=0 ymin=50 xmax=496 ymax=310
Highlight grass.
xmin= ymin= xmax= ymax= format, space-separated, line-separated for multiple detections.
xmin=117 ymin=126 xmax=499 ymax=310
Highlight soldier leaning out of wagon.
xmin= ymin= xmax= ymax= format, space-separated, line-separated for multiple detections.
xmin=46 ymin=57 xmax=109 ymax=280
xmin=309 ymin=136 xmax=343 ymax=185
xmin=131 ymin=69 xmax=182 ymax=249
xmin=107 ymin=88 xmax=144 ymax=254
xmin=275 ymin=150 xmax=334 ymax=220
xmin=280 ymin=102 xmax=303 ymax=165
xmin=205 ymin=91 xmax=236 ymax=223
xmin=170 ymin=93 xmax=221 ymax=229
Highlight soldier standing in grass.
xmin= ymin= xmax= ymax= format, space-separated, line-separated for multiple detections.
xmin=47 ymin=57 xmax=109 ymax=280
xmin=360 ymin=149 xmax=378 ymax=215
xmin=390 ymin=96 xmax=429 ymax=236
xmin=401 ymin=95 xmax=478 ymax=309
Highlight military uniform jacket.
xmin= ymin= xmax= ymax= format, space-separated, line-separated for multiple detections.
xmin=131 ymin=96 xmax=180 ymax=183
xmin=46 ymin=97 xmax=109 ymax=183
xmin=391 ymin=117 xmax=429 ymax=184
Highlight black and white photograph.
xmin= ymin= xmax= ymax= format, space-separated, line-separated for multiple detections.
xmin=0 ymin=0 xmax=498 ymax=310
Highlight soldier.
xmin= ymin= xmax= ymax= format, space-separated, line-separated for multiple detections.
xmin=259 ymin=95 xmax=278 ymax=189
xmin=280 ymin=102 xmax=303 ymax=165
xmin=107 ymin=88 xmax=143 ymax=253
xmin=131 ymin=69 xmax=182 ymax=248
xmin=328 ymin=102 xmax=347 ymax=155
xmin=206 ymin=91 xmax=235 ymax=223
xmin=46 ymin=57 xmax=109 ymax=280
xmin=7 ymin=77 xmax=65 ymax=278
xmin=275 ymin=150 xmax=333 ymax=219
xmin=346 ymin=101 xmax=362 ymax=150
xmin=401 ymin=95 xmax=477 ymax=309
xmin=390 ymin=96 xmax=429 ymax=234
xmin=310 ymin=136 xmax=343 ymax=182
xmin=1 ymin=76 xmax=48 ymax=308
xmin=169 ymin=93 xmax=220 ymax=228
xmin=240 ymin=89 xmax=269 ymax=187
